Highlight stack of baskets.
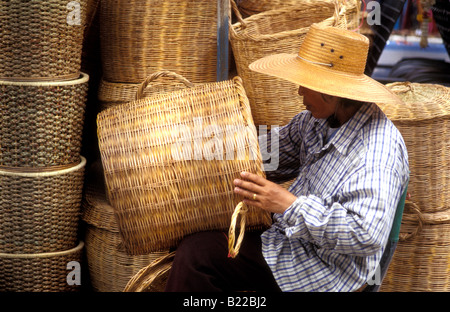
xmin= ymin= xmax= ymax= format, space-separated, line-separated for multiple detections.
xmin=98 ymin=0 xmax=221 ymax=112
xmin=377 ymin=82 xmax=450 ymax=292
xmin=229 ymin=0 xmax=361 ymax=128
xmin=82 ymin=161 xmax=168 ymax=292
xmin=0 ymin=0 xmax=90 ymax=292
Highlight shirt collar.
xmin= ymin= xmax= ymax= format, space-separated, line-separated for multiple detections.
xmin=309 ymin=102 xmax=375 ymax=156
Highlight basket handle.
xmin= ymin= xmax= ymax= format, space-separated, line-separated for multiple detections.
xmin=135 ymin=70 xmax=194 ymax=100
xmin=386 ymin=81 xmax=414 ymax=94
xmin=399 ymin=200 xmax=424 ymax=241
xmin=230 ymin=0 xmax=247 ymax=29
xmin=227 ymin=201 xmax=248 ymax=258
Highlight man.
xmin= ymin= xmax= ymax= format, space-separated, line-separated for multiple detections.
xmin=165 ymin=24 xmax=409 ymax=292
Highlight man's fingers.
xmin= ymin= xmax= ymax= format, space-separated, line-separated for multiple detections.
xmin=240 ymin=171 xmax=266 ymax=186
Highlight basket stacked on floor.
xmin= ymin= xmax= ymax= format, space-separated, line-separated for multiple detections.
xmin=229 ymin=0 xmax=360 ymax=129
xmin=0 ymin=0 xmax=90 ymax=292
xmin=82 ymin=161 xmax=168 ymax=292
xmin=377 ymin=82 xmax=450 ymax=292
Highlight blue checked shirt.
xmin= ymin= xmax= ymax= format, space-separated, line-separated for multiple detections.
xmin=259 ymin=102 xmax=409 ymax=292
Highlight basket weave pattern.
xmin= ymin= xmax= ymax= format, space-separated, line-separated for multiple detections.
xmin=377 ymin=82 xmax=450 ymax=292
xmin=0 ymin=242 xmax=84 ymax=292
xmin=0 ymin=0 xmax=88 ymax=81
xmin=230 ymin=0 xmax=359 ymax=127
xmin=100 ymin=0 xmax=218 ymax=83
xmin=97 ymin=77 xmax=271 ymax=254
xmin=0 ymin=75 xmax=89 ymax=168
xmin=0 ymin=158 xmax=86 ymax=254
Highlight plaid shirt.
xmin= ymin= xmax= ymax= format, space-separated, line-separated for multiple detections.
xmin=259 ymin=103 xmax=409 ymax=292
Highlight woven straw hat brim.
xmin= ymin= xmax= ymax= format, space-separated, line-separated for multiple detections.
xmin=249 ymin=53 xmax=403 ymax=105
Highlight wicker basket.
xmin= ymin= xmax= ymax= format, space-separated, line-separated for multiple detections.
xmin=82 ymin=176 xmax=169 ymax=292
xmin=229 ymin=0 xmax=360 ymax=128
xmin=0 ymin=157 xmax=86 ymax=254
xmin=375 ymin=82 xmax=450 ymax=292
xmin=378 ymin=82 xmax=450 ymax=214
xmin=124 ymin=251 xmax=176 ymax=292
xmin=97 ymin=72 xmax=271 ymax=255
xmin=0 ymin=0 xmax=89 ymax=81
xmin=238 ymin=0 xmax=360 ymax=26
xmin=0 ymin=241 xmax=84 ymax=292
xmin=380 ymin=204 xmax=450 ymax=292
xmin=0 ymin=73 xmax=89 ymax=168
xmin=98 ymin=71 xmax=196 ymax=111
xmin=99 ymin=0 xmax=219 ymax=83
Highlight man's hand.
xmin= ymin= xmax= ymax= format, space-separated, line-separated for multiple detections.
xmin=233 ymin=171 xmax=297 ymax=214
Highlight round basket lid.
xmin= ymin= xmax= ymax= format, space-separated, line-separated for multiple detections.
xmin=378 ymin=82 xmax=450 ymax=121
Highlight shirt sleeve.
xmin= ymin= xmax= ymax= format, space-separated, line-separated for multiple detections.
xmin=278 ymin=165 xmax=406 ymax=257
xmin=259 ymin=112 xmax=305 ymax=183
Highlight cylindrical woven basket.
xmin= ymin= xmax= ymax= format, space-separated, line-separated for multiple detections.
xmin=82 ymin=176 xmax=169 ymax=292
xmin=98 ymin=71 xmax=197 ymax=111
xmin=99 ymin=0 xmax=219 ymax=83
xmin=376 ymin=82 xmax=450 ymax=292
xmin=0 ymin=73 xmax=89 ymax=168
xmin=378 ymin=82 xmax=450 ymax=214
xmin=0 ymin=157 xmax=86 ymax=254
xmin=229 ymin=0 xmax=360 ymax=128
xmin=97 ymin=72 xmax=272 ymax=255
xmin=0 ymin=241 xmax=84 ymax=292
xmin=380 ymin=204 xmax=450 ymax=292
xmin=0 ymin=0 xmax=89 ymax=81
xmin=237 ymin=0 xmax=360 ymax=27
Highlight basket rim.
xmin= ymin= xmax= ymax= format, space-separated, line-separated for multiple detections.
xmin=0 ymin=156 xmax=86 ymax=177
xmin=0 ymin=241 xmax=84 ymax=259
xmin=0 ymin=72 xmax=89 ymax=87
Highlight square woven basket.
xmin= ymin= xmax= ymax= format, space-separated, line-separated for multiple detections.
xmin=97 ymin=73 xmax=271 ymax=255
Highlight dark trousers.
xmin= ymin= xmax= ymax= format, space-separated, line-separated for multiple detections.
xmin=164 ymin=231 xmax=281 ymax=292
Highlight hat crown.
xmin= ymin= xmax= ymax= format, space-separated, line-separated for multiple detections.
xmin=298 ymin=24 xmax=369 ymax=75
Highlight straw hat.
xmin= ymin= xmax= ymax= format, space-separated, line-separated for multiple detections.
xmin=249 ymin=23 xmax=403 ymax=105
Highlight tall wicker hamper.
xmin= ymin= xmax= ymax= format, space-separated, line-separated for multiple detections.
xmin=377 ymin=82 xmax=450 ymax=292
xmin=229 ymin=0 xmax=360 ymax=128
xmin=99 ymin=0 xmax=219 ymax=84
xmin=0 ymin=157 xmax=87 ymax=254
xmin=82 ymin=169 xmax=169 ymax=292
xmin=0 ymin=0 xmax=89 ymax=81
xmin=97 ymin=74 xmax=271 ymax=255
xmin=0 ymin=74 xmax=89 ymax=168
xmin=0 ymin=241 xmax=84 ymax=292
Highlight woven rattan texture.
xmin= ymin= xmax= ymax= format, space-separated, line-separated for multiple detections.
xmin=100 ymin=0 xmax=218 ymax=83
xmin=0 ymin=242 xmax=84 ymax=292
xmin=0 ymin=158 xmax=86 ymax=254
xmin=0 ymin=0 xmax=88 ymax=81
xmin=97 ymin=77 xmax=271 ymax=255
xmin=82 ymin=180 xmax=168 ymax=292
xmin=230 ymin=0 xmax=359 ymax=128
xmin=0 ymin=75 xmax=89 ymax=168
xmin=377 ymin=82 xmax=450 ymax=292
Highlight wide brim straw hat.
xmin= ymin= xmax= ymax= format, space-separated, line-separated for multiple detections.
xmin=249 ymin=23 xmax=403 ymax=105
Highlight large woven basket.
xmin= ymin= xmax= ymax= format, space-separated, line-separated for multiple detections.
xmin=97 ymin=73 xmax=272 ymax=255
xmin=98 ymin=71 xmax=196 ymax=111
xmin=0 ymin=74 xmax=89 ymax=168
xmin=0 ymin=0 xmax=89 ymax=81
xmin=99 ymin=0 xmax=219 ymax=83
xmin=82 ymin=171 xmax=169 ymax=292
xmin=238 ymin=0 xmax=360 ymax=25
xmin=380 ymin=204 xmax=450 ymax=292
xmin=0 ymin=241 xmax=84 ymax=292
xmin=376 ymin=82 xmax=450 ymax=292
xmin=229 ymin=0 xmax=360 ymax=128
xmin=0 ymin=157 xmax=86 ymax=254
xmin=378 ymin=82 xmax=450 ymax=214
